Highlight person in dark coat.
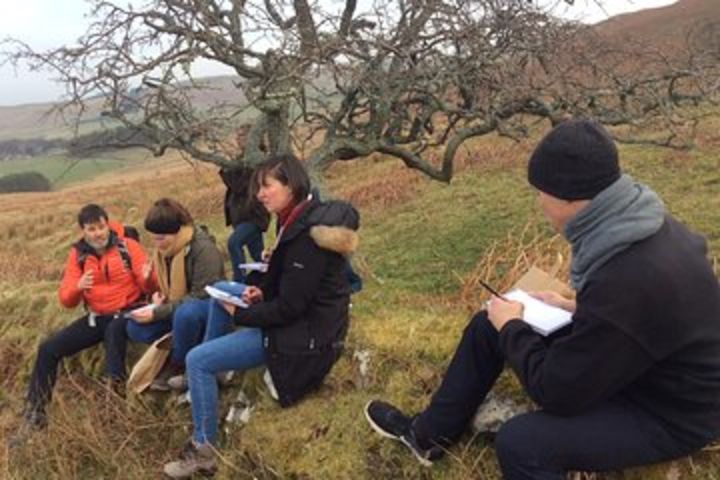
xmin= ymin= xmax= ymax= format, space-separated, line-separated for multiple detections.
xmin=219 ymin=166 xmax=270 ymax=282
xmin=164 ymin=154 xmax=359 ymax=478
xmin=365 ymin=118 xmax=720 ymax=478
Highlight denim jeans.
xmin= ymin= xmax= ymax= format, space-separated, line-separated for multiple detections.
xmin=126 ymin=317 xmax=171 ymax=344
xmin=186 ymin=303 xmax=265 ymax=444
xmin=126 ymin=281 xmax=244 ymax=364
xmin=228 ymin=222 xmax=264 ymax=282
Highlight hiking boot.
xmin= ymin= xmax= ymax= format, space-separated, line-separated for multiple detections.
xmin=167 ymin=372 xmax=232 ymax=392
xmin=7 ymin=408 xmax=47 ymax=449
xmin=151 ymin=361 xmax=185 ymax=392
xmin=163 ymin=440 xmax=217 ymax=479
xmin=364 ymin=400 xmax=444 ymax=467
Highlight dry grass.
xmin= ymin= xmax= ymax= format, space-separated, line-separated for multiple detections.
xmin=1 ymin=127 xmax=719 ymax=479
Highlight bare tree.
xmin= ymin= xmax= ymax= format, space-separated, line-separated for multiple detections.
xmin=2 ymin=0 xmax=719 ymax=181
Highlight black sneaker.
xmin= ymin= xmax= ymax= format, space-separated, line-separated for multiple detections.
xmin=364 ymin=400 xmax=444 ymax=466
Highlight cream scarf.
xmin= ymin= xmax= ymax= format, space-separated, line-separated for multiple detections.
xmin=153 ymin=225 xmax=194 ymax=302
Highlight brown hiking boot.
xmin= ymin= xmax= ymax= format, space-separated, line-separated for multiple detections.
xmin=163 ymin=440 xmax=217 ymax=478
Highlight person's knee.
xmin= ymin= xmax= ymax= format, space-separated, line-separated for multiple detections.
xmin=37 ymin=337 xmax=59 ymax=360
xmin=466 ymin=310 xmax=495 ymax=339
xmin=106 ymin=316 xmax=126 ymax=338
xmin=173 ymin=302 xmax=205 ymax=332
xmin=185 ymin=345 xmax=211 ymax=374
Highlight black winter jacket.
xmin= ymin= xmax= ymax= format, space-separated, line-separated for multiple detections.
xmin=499 ymin=216 xmax=720 ymax=447
xmin=219 ymin=166 xmax=270 ymax=231
xmin=233 ymin=197 xmax=359 ymax=407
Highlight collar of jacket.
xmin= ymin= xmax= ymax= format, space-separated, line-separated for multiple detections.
xmin=278 ymin=197 xmax=359 ymax=255
xmin=74 ymin=230 xmax=120 ymax=259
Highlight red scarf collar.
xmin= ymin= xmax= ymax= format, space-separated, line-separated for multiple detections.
xmin=278 ymin=195 xmax=311 ymax=230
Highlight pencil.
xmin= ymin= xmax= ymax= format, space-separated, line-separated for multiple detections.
xmin=478 ymin=279 xmax=509 ymax=301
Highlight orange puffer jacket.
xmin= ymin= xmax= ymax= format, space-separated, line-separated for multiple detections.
xmin=58 ymin=221 xmax=154 ymax=315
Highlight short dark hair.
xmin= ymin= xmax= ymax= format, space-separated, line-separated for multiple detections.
xmin=144 ymin=198 xmax=193 ymax=234
xmin=77 ymin=204 xmax=109 ymax=227
xmin=252 ymin=153 xmax=311 ymax=203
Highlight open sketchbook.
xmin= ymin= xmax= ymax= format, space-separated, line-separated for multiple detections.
xmin=503 ymin=289 xmax=573 ymax=336
xmin=205 ymin=285 xmax=249 ymax=308
xmin=238 ymin=262 xmax=268 ymax=273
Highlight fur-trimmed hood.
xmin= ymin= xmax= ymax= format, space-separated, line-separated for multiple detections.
xmin=283 ymin=197 xmax=360 ymax=256
xmin=310 ymin=225 xmax=358 ymax=255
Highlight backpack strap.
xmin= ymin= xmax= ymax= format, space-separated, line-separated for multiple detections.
xmin=116 ymin=239 xmax=133 ymax=271
xmin=75 ymin=238 xmax=132 ymax=272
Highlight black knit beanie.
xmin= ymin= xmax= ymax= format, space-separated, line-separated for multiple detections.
xmin=527 ymin=118 xmax=620 ymax=200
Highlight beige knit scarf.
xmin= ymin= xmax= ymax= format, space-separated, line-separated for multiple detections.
xmin=153 ymin=225 xmax=194 ymax=302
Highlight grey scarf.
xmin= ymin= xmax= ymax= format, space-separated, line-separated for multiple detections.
xmin=564 ymin=174 xmax=666 ymax=291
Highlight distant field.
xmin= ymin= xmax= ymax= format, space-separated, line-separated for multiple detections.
xmin=0 ymin=148 xmax=155 ymax=188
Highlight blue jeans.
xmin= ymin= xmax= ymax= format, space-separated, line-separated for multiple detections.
xmin=228 ymin=222 xmax=264 ymax=282
xmin=126 ymin=300 xmax=208 ymax=365
xmin=187 ymin=307 xmax=265 ymax=444
xmin=126 ymin=299 xmax=216 ymax=366
xmin=126 ymin=318 xmax=171 ymax=344
xmin=126 ymin=281 xmax=245 ymax=364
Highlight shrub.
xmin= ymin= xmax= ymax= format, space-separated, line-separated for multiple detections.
xmin=0 ymin=171 xmax=52 ymax=193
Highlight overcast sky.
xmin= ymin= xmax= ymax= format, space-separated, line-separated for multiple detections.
xmin=0 ymin=0 xmax=678 ymax=107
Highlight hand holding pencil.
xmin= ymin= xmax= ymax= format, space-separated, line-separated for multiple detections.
xmin=479 ymin=279 xmax=524 ymax=331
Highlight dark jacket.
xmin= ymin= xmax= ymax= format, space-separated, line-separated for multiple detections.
xmin=219 ymin=166 xmax=270 ymax=231
xmin=233 ymin=197 xmax=359 ymax=407
xmin=152 ymin=226 xmax=226 ymax=323
xmin=499 ymin=216 xmax=720 ymax=446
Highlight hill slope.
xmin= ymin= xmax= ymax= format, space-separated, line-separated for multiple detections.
xmin=595 ymin=0 xmax=720 ymax=48
xmin=1 ymin=119 xmax=719 ymax=478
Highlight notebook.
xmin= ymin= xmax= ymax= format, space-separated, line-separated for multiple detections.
xmin=205 ymin=285 xmax=249 ymax=308
xmin=503 ymin=289 xmax=573 ymax=336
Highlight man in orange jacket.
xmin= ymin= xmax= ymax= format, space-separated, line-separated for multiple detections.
xmin=12 ymin=204 xmax=154 ymax=444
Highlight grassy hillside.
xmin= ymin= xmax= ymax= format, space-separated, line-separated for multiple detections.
xmin=0 ymin=123 xmax=719 ymax=479
xmin=0 ymin=148 xmax=161 ymax=188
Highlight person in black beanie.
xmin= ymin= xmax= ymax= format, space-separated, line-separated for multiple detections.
xmin=365 ymin=118 xmax=720 ymax=478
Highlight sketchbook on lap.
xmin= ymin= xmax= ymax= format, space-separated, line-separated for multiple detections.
xmin=205 ymin=285 xmax=249 ymax=308
xmin=503 ymin=289 xmax=573 ymax=336
xmin=238 ymin=262 xmax=268 ymax=273
xmin=498 ymin=266 xmax=575 ymax=336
